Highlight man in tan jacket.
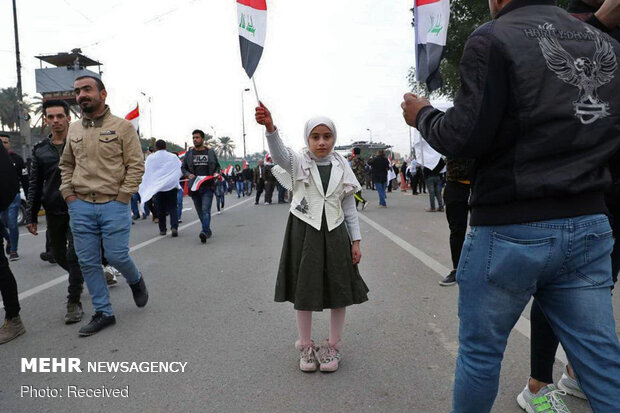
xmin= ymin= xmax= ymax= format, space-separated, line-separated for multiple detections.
xmin=60 ymin=75 xmax=148 ymax=337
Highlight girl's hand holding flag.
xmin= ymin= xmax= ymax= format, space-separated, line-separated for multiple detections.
xmin=255 ymin=102 xmax=275 ymax=133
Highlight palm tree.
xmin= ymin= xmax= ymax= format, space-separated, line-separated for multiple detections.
xmin=0 ymin=87 xmax=34 ymax=131
xmin=215 ymin=136 xmax=236 ymax=159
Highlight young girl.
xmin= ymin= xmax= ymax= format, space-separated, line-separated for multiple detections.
xmin=255 ymin=102 xmax=369 ymax=373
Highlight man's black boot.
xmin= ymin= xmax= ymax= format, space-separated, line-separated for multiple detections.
xmin=129 ymin=276 xmax=149 ymax=308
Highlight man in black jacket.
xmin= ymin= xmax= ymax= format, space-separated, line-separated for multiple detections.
xmin=0 ymin=134 xmax=29 ymax=261
xmin=368 ymin=150 xmax=390 ymax=207
xmin=521 ymin=1 xmax=620 ymax=410
xmin=26 ymin=100 xmax=85 ymax=324
xmin=0 ymin=141 xmax=25 ymax=344
xmin=402 ymin=0 xmax=620 ymax=411
xmin=181 ymin=130 xmax=220 ymax=243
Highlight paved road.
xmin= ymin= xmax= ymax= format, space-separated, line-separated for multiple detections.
xmin=2 ymin=189 xmax=617 ymax=412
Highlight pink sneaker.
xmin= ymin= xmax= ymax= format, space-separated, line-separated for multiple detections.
xmin=295 ymin=340 xmax=317 ymax=372
xmin=315 ymin=339 xmax=341 ymax=372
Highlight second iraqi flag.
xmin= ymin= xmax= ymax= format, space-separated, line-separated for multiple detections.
xmin=237 ymin=0 xmax=267 ymax=79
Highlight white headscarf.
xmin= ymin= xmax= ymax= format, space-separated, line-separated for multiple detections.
xmin=294 ymin=116 xmax=360 ymax=196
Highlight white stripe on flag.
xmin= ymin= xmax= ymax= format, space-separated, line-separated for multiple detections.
xmin=415 ymin=0 xmax=450 ymax=47
xmin=237 ymin=3 xmax=267 ymax=47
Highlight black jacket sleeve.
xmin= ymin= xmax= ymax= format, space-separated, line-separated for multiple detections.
xmin=416 ymin=26 xmax=509 ymax=159
xmin=181 ymin=150 xmax=191 ymax=176
xmin=212 ymin=150 xmax=221 ymax=175
xmin=0 ymin=146 xmax=19 ymax=211
xmin=26 ymin=150 xmax=43 ymax=224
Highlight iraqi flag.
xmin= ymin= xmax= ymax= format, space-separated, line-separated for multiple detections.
xmin=237 ymin=0 xmax=267 ymax=79
xmin=242 ymin=158 xmax=248 ymax=169
xmin=125 ymin=104 xmax=140 ymax=133
xmin=414 ymin=0 xmax=450 ymax=92
xmin=191 ymin=174 xmax=219 ymax=192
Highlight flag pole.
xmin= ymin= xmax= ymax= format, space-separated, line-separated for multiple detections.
xmin=251 ymin=77 xmax=260 ymax=104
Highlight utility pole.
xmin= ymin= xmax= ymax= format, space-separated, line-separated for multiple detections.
xmin=241 ymin=88 xmax=250 ymax=159
xmin=12 ymin=0 xmax=31 ymax=159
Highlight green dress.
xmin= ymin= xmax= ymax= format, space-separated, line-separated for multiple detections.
xmin=274 ymin=164 xmax=369 ymax=311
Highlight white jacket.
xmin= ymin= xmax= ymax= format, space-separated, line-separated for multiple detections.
xmin=267 ymin=129 xmax=361 ymax=241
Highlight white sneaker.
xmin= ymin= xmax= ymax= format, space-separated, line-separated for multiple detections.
xmin=557 ymin=365 xmax=586 ymax=400
xmin=517 ymin=382 xmax=570 ymax=413
xmin=103 ymin=265 xmax=119 ymax=287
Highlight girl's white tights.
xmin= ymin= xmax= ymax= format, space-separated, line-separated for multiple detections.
xmin=296 ymin=308 xmax=346 ymax=347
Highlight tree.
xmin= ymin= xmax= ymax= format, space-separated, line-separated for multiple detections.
xmin=0 ymin=87 xmax=33 ymax=131
xmin=215 ymin=136 xmax=236 ymax=159
xmin=408 ymin=0 xmax=573 ymax=98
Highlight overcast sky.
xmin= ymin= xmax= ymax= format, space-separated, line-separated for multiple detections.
xmin=0 ymin=0 xmax=417 ymax=156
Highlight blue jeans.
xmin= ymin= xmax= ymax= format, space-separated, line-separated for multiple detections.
xmin=425 ymin=176 xmax=443 ymax=210
xmin=177 ymin=188 xmax=184 ymax=220
xmin=191 ymin=187 xmax=214 ymax=235
xmin=374 ymin=182 xmax=386 ymax=206
xmin=235 ymin=181 xmax=244 ymax=197
xmin=131 ymin=193 xmax=140 ymax=218
xmin=244 ymin=180 xmax=252 ymax=195
xmin=0 ymin=193 xmax=21 ymax=253
xmin=452 ymin=215 xmax=620 ymax=412
xmin=68 ymin=199 xmax=142 ymax=316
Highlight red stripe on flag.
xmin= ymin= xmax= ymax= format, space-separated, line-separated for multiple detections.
xmin=125 ymin=105 xmax=139 ymax=121
xmin=236 ymin=0 xmax=267 ymax=10
xmin=416 ymin=0 xmax=441 ymax=5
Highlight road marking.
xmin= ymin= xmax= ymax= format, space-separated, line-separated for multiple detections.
xmin=1 ymin=197 xmax=254 ymax=310
xmin=358 ymin=212 xmax=568 ymax=365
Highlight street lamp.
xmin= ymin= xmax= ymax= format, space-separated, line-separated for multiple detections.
xmin=241 ymin=88 xmax=250 ymax=159
xmin=140 ymin=91 xmax=153 ymax=139
xmin=366 ymin=128 xmax=373 ymax=143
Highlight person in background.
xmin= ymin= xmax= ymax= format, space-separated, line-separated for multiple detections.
xmin=0 ymin=140 xmax=25 ymax=344
xmin=233 ymin=164 xmax=244 ymax=198
xmin=351 ymin=147 xmax=368 ymax=209
xmin=181 ymin=129 xmax=220 ymax=244
xmin=0 ymin=134 xmax=29 ymax=261
xmin=243 ymin=162 xmax=253 ymax=196
xmin=254 ymin=159 xmax=266 ymax=205
xmin=424 ymin=158 xmax=445 ymax=212
xmin=438 ymin=158 xmax=471 ymax=287
xmin=264 ymin=155 xmax=277 ymax=204
xmin=368 ymin=150 xmax=390 ymax=207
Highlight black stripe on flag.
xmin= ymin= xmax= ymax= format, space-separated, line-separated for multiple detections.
xmin=239 ymin=36 xmax=264 ymax=79
xmin=416 ymin=43 xmax=444 ymax=92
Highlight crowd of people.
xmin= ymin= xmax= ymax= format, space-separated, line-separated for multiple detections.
xmin=0 ymin=0 xmax=619 ymax=412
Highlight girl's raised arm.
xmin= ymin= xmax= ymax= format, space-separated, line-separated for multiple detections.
xmin=255 ymin=102 xmax=293 ymax=169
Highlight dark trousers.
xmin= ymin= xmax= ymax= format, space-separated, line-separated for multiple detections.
xmin=45 ymin=225 xmax=52 ymax=253
xmin=411 ymin=174 xmax=420 ymax=194
xmin=0 ymin=222 xmax=19 ymax=319
xmin=265 ymin=180 xmax=275 ymax=203
xmin=418 ymin=175 xmax=426 ymax=193
xmin=277 ymin=182 xmax=286 ymax=203
xmin=529 ymin=210 xmax=620 ymax=384
xmin=443 ymin=181 xmax=470 ymax=269
xmin=255 ymin=180 xmax=265 ymax=204
xmin=155 ymin=188 xmax=179 ymax=232
xmin=48 ymin=214 xmax=84 ymax=303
